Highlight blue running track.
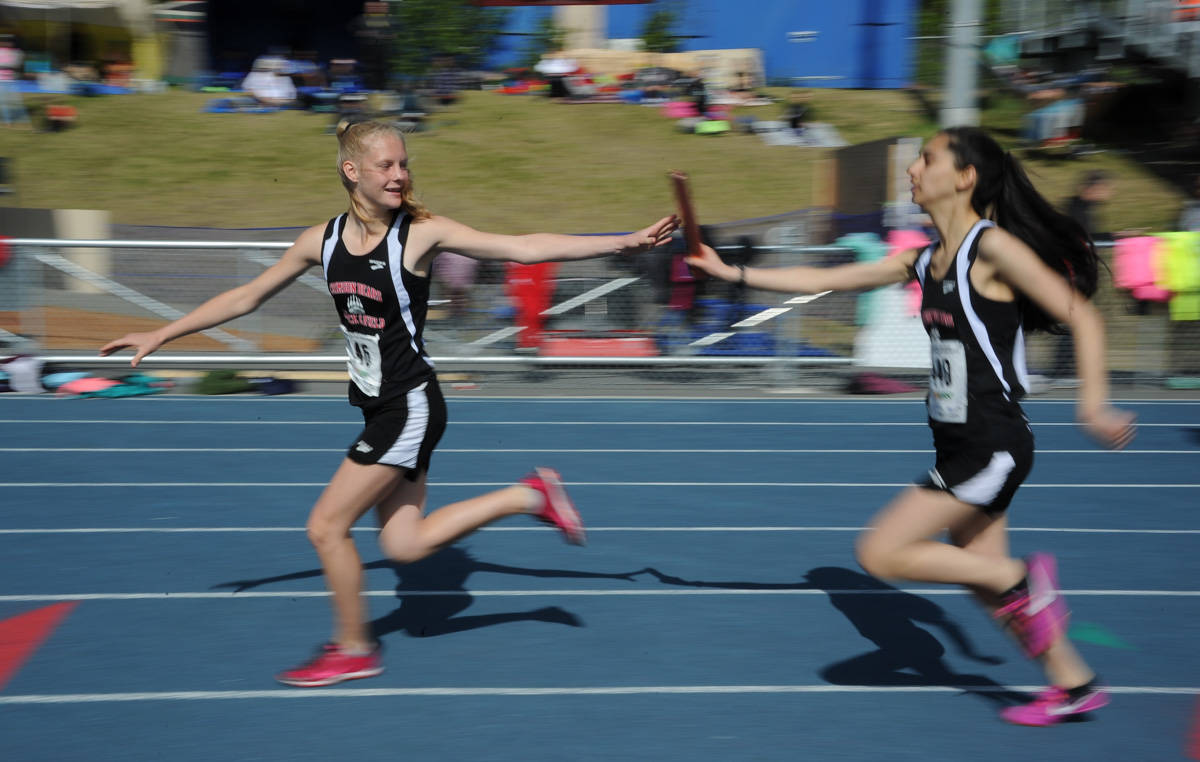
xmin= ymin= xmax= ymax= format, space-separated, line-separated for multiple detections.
xmin=0 ymin=394 xmax=1197 ymax=761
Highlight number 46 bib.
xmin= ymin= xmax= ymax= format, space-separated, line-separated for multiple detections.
xmin=928 ymin=335 xmax=967 ymax=423
xmin=341 ymin=326 xmax=382 ymax=397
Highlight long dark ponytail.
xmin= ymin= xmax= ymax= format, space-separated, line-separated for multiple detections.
xmin=942 ymin=126 xmax=1099 ymax=333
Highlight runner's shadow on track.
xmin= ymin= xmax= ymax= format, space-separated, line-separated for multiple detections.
xmin=641 ymin=565 xmax=1030 ymax=708
xmin=211 ymin=545 xmax=645 ymax=640
xmin=370 ymin=546 xmax=646 ymax=639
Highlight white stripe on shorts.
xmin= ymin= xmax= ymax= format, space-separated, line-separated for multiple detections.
xmin=950 ymin=450 xmax=1016 ymax=506
xmin=379 ymin=382 xmax=429 ymax=469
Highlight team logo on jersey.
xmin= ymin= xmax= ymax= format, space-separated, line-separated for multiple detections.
xmin=943 ymin=280 xmax=956 ymax=294
xmin=369 ymin=259 xmax=387 ymax=270
xmin=347 ymin=294 xmax=366 ymax=315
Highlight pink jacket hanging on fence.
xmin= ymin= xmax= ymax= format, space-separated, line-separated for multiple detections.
xmin=886 ymin=229 xmax=930 ymax=316
xmin=1113 ymin=236 xmax=1171 ymax=303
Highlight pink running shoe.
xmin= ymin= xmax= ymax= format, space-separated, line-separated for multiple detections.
xmin=521 ymin=467 xmax=586 ymax=545
xmin=276 ymin=642 xmax=383 ymax=687
xmin=995 ymin=552 xmax=1069 ymax=658
xmin=1001 ymin=686 xmax=1109 ymax=726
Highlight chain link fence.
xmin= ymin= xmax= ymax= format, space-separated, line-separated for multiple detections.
xmin=1 ymin=223 xmax=1198 ymax=394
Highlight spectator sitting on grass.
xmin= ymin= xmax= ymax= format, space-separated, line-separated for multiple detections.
xmin=241 ymin=56 xmax=297 ymax=108
xmin=784 ymin=90 xmax=812 ymax=133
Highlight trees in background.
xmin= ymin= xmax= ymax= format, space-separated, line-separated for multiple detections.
xmin=387 ymin=0 xmax=510 ymax=76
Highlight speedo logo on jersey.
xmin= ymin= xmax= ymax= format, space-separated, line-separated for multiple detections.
xmin=369 ymin=259 xmax=387 ymax=270
xmin=943 ymin=280 xmax=956 ymax=294
xmin=354 ymin=440 xmax=373 ymax=453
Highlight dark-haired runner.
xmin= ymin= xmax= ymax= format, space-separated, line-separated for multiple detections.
xmin=685 ymin=126 xmax=1135 ymax=726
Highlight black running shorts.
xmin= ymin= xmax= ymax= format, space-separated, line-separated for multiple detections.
xmin=917 ymin=426 xmax=1034 ymax=514
xmin=346 ymin=380 xmax=447 ymax=480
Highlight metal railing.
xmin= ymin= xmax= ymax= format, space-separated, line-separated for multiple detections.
xmin=2 ymin=237 xmax=860 ymax=371
xmin=1004 ymin=0 xmax=1200 ymax=77
xmin=7 ymin=235 xmax=1196 ymax=391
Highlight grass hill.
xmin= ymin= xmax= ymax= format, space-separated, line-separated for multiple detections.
xmin=0 ymin=87 xmax=1188 ymax=235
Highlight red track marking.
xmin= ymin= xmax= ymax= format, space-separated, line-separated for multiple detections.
xmin=0 ymin=602 xmax=78 ymax=691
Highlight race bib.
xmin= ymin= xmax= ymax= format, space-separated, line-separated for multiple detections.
xmin=928 ymin=335 xmax=967 ymax=423
xmin=341 ymin=326 xmax=382 ymax=397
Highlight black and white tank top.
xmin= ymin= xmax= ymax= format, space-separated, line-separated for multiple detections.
xmin=320 ymin=211 xmax=436 ymax=407
xmin=914 ymin=219 xmax=1030 ymax=434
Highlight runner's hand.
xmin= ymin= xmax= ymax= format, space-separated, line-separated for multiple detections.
xmin=1079 ymin=405 xmax=1136 ymax=450
xmin=621 ymin=215 xmax=679 ymax=255
xmin=100 ymin=331 xmax=164 ymax=368
xmin=684 ymin=243 xmax=737 ymax=281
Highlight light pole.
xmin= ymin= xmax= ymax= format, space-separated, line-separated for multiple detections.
xmin=940 ymin=0 xmax=983 ymax=127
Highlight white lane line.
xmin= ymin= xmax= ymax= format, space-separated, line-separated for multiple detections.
xmin=0 ymin=448 xmax=351 ymax=453
xmin=1 ymin=447 xmax=1196 ymax=455
xmin=692 ymin=291 xmax=833 ymax=344
xmin=242 ymin=252 xmax=329 ymax=293
xmin=4 ymin=482 xmax=1199 ymax=488
xmin=469 ymin=326 xmax=522 ymax=346
xmin=732 ymin=307 xmax=794 ymax=328
xmin=1 ymin=589 xmax=1197 ymax=602
xmin=1 ymin=526 xmax=1196 ymax=535
xmin=0 ymin=684 xmax=1194 ymax=705
xmin=541 ymin=277 xmax=641 ymax=316
xmin=470 ymin=277 xmax=641 ymax=347
xmin=0 ymin=419 xmax=1192 ymax=427
xmin=4 ymin=396 xmax=1200 ymax=404
xmin=0 ymin=396 xmax=352 ymax=402
xmin=689 ymin=332 xmax=736 ymax=347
